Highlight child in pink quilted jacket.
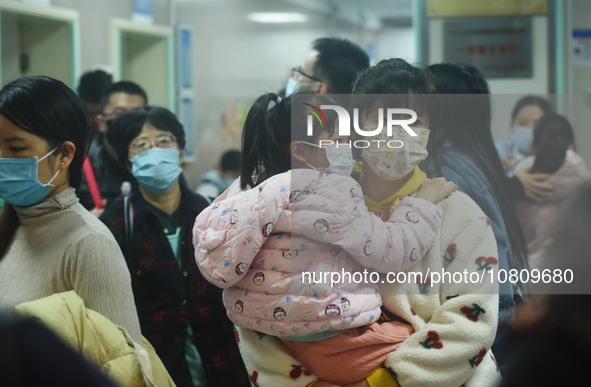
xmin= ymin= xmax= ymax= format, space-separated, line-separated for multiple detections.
xmin=193 ymin=93 xmax=455 ymax=385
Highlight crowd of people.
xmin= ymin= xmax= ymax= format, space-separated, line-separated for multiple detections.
xmin=0 ymin=36 xmax=589 ymax=387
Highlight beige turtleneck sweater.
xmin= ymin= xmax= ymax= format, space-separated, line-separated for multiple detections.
xmin=0 ymin=187 xmax=142 ymax=342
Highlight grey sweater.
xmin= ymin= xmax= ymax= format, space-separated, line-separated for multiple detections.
xmin=0 ymin=187 xmax=142 ymax=342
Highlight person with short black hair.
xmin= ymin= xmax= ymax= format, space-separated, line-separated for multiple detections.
xmin=78 ymin=80 xmax=147 ymax=212
xmin=77 ymin=69 xmax=112 ymax=117
xmin=195 ymin=149 xmax=241 ymax=199
xmin=220 ymin=149 xmax=241 ymax=175
xmin=285 ymin=37 xmax=369 ymax=95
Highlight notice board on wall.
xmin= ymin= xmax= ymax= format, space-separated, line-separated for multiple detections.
xmin=572 ymin=29 xmax=591 ymax=68
xmin=443 ymin=17 xmax=532 ymax=78
xmin=427 ymin=0 xmax=547 ymax=18
xmin=132 ymin=0 xmax=153 ymax=24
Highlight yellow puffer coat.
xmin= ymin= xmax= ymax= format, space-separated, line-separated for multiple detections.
xmin=15 ymin=291 xmax=175 ymax=387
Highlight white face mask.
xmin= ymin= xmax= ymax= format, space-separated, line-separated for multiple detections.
xmin=300 ymin=141 xmax=354 ymax=177
xmin=361 ymin=127 xmax=430 ymax=180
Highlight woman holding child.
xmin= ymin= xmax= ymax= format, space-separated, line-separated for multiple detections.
xmin=195 ymin=59 xmax=501 ymax=387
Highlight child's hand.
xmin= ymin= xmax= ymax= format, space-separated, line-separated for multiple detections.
xmin=416 ymin=177 xmax=457 ymax=204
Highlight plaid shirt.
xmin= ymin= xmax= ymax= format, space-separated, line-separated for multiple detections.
xmin=100 ymin=180 xmax=249 ymax=386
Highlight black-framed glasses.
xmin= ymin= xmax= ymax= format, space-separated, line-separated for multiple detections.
xmin=291 ymin=66 xmax=321 ymax=83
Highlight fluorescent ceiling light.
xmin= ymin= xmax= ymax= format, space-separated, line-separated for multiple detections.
xmin=247 ymin=12 xmax=308 ymax=24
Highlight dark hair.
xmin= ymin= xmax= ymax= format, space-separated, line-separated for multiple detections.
xmin=425 ymin=63 xmax=528 ymax=275
xmin=77 ymin=70 xmax=112 ymax=105
xmin=312 ymin=38 xmax=370 ymax=94
xmin=0 ymin=76 xmax=94 ymax=188
xmin=511 ymin=95 xmax=552 ymax=125
xmin=108 ymin=106 xmax=186 ymax=166
xmin=99 ymin=81 xmax=148 ymax=112
xmin=352 ymin=58 xmax=437 ymax=116
xmin=425 ymin=63 xmax=492 ymax=154
xmin=351 ymin=58 xmax=437 ymax=158
xmin=531 ymin=113 xmax=575 ymax=174
xmin=239 ymin=93 xmax=336 ymax=189
xmin=0 ymin=75 xmax=94 ymax=256
xmin=220 ymin=150 xmax=241 ymax=173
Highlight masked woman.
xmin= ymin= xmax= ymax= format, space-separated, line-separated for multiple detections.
xmin=0 ymin=76 xmax=141 ymax=343
xmin=100 ymin=106 xmax=248 ymax=387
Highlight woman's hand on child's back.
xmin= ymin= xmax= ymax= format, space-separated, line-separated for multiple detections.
xmin=515 ymin=169 xmax=553 ymax=203
xmin=416 ymin=177 xmax=457 ymax=204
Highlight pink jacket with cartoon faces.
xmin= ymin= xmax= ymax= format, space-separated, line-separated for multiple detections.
xmin=193 ymin=169 xmax=441 ymax=338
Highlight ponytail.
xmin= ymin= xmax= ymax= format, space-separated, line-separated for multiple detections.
xmin=239 ymin=92 xmax=338 ymax=189
xmin=240 ymin=93 xmax=291 ymax=189
xmin=531 ymin=113 xmax=574 ymax=174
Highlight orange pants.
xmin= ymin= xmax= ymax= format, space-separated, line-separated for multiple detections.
xmin=281 ymin=321 xmax=412 ymax=385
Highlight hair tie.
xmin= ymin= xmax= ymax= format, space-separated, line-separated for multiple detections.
xmin=275 ymin=96 xmax=282 ymax=104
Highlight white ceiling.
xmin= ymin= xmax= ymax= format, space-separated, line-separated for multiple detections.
xmin=279 ymin=0 xmax=413 ymax=30
xmin=172 ymin=0 xmax=414 ymax=30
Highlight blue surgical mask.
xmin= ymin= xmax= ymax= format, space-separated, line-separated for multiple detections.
xmin=0 ymin=148 xmax=60 ymax=207
xmin=512 ymin=127 xmax=533 ymax=155
xmin=131 ymin=148 xmax=182 ymax=193
xmin=285 ymin=78 xmax=299 ymax=97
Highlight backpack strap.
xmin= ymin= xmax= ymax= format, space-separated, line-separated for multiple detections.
xmin=123 ymin=194 xmax=134 ymax=253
